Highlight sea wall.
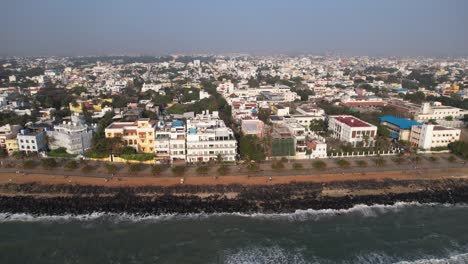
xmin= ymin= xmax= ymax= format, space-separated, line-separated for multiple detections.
xmin=0 ymin=179 xmax=467 ymax=215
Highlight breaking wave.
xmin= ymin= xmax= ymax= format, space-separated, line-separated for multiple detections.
xmin=220 ymin=246 xmax=468 ymax=264
xmin=0 ymin=202 xmax=466 ymax=223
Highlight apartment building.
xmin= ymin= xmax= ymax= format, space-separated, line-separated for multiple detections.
xmin=17 ymin=130 xmax=47 ymax=154
xmin=186 ymin=111 xmax=237 ymax=163
xmin=410 ymin=124 xmax=460 ymax=150
xmin=328 ymin=115 xmax=377 ymax=146
xmin=154 ymin=120 xmax=186 ymax=163
xmin=105 ymin=118 xmax=156 ymax=153
xmin=47 ymin=117 xmax=93 ymax=154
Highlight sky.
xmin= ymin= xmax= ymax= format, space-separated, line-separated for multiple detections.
xmin=1 ymin=0 xmax=467 ymax=57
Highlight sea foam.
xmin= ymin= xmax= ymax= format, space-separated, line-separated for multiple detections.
xmin=0 ymin=202 xmax=466 ymax=223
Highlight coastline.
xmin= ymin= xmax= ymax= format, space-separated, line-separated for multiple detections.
xmin=0 ymin=167 xmax=468 ymax=215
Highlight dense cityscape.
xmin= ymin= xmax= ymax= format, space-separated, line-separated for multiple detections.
xmin=0 ymin=55 xmax=467 ymax=174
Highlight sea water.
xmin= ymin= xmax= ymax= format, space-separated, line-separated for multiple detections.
xmin=0 ymin=203 xmax=467 ymax=264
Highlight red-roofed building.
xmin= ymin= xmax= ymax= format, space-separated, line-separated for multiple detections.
xmin=328 ymin=115 xmax=377 ymax=146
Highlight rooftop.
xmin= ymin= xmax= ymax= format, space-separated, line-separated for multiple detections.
xmin=331 ymin=115 xmax=372 ymax=128
xmin=379 ymin=116 xmax=422 ymax=129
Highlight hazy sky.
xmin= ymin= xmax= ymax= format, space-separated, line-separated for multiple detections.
xmin=1 ymin=0 xmax=467 ymax=56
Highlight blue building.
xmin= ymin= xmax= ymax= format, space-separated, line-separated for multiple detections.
xmin=379 ymin=116 xmax=422 ymax=141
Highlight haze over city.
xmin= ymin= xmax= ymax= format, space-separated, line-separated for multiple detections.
xmin=1 ymin=0 xmax=468 ymax=56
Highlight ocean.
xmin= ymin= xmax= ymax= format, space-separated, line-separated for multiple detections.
xmin=0 ymin=203 xmax=467 ymax=264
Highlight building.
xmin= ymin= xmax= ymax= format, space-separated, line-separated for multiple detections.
xmin=5 ymin=138 xmax=18 ymax=154
xmin=47 ymin=116 xmax=93 ymax=154
xmin=154 ymin=120 xmax=186 ymax=163
xmin=0 ymin=124 xmax=21 ymax=150
xmin=105 ymin=118 xmax=156 ymax=153
xmin=241 ymin=119 xmax=265 ymax=138
xmin=296 ymin=104 xmax=325 ymax=116
xmin=271 ymin=125 xmax=296 ymax=157
xmin=410 ymin=124 xmax=460 ymax=150
xmin=328 ymin=115 xmax=377 ymax=146
xmin=185 ymin=111 xmax=237 ymax=163
xmin=141 ymin=83 xmax=163 ymax=93
xmin=17 ymin=130 xmax=47 ymax=154
xmin=379 ymin=116 xmax=422 ymax=141
xmin=415 ymin=102 xmax=468 ymax=122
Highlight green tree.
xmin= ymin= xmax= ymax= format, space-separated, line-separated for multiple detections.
xmin=336 ymin=159 xmax=350 ymax=168
xmin=240 ymin=135 xmax=266 ymax=161
xmin=64 ymin=160 xmax=79 ymax=170
xmin=312 ymin=160 xmax=327 ymax=170
xmin=172 ymin=165 xmax=186 ymax=176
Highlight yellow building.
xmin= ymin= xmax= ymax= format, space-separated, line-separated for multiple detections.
xmin=443 ymin=85 xmax=460 ymax=96
xmin=105 ymin=118 xmax=156 ymax=153
xmin=5 ymin=138 xmax=19 ymax=155
xmin=69 ymin=99 xmax=113 ymax=114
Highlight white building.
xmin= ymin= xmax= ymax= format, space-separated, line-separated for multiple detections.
xmin=199 ymin=90 xmax=210 ymax=100
xmin=9 ymin=75 xmax=16 ymax=83
xmin=186 ymin=111 xmax=237 ymax=163
xmin=410 ymin=124 xmax=460 ymax=150
xmin=47 ymin=116 xmax=93 ymax=154
xmin=141 ymin=83 xmax=163 ymax=93
xmin=328 ymin=115 xmax=377 ymax=146
xmin=17 ymin=130 xmax=47 ymax=154
xmin=154 ymin=120 xmax=186 ymax=163
xmin=415 ymin=102 xmax=468 ymax=122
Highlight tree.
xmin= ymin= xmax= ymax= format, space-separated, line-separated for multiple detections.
xmin=240 ymin=135 xmax=266 ymax=161
xmin=336 ymin=159 xmax=350 ymax=168
xmin=377 ymin=125 xmax=391 ymax=138
xmin=271 ymin=160 xmax=285 ymax=170
xmin=217 ymin=165 xmax=230 ymax=175
xmin=448 ymin=155 xmax=457 ymax=163
xmin=105 ymin=163 xmax=118 ymax=174
xmin=429 ymin=156 xmax=438 ymax=163
xmin=23 ymin=160 xmax=37 ymax=169
xmin=312 ymin=160 xmax=327 ymax=170
xmin=392 ymin=156 xmax=405 ymax=165
xmin=172 ymin=165 xmax=186 ymax=176
xmin=246 ymin=162 xmax=259 ymax=172
xmin=128 ymin=163 xmax=142 ymax=172
xmin=309 ymin=119 xmax=325 ymax=133
xmin=196 ymin=165 xmax=209 ymax=175
xmin=411 ymin=155 xmax=421 ymax=164
xmin=374 ymin=157 xmax=386 ymax=167
xmin=445 ymin=116 xmax=454 ymax=121
xmin=151 ymin=164 xmax=166 ymax=176
xmin=356 ymin=160 xmax=367 ymax=167
xmin=292 ymin=163 xmax=303 ymax=170
xmin=41 ymin=158 xmax=57 ymax=169
xmin=64 ymin=160 xmax=79 ymax=170
xmin=258 ymin=108 xmax=271 ymax=124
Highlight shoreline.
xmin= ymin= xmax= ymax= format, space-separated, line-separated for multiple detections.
xmin=0 ymin=168 xmax=467 ymax=215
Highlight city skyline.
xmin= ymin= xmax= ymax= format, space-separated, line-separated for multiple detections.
xmin=1 ymin=0 xmax=467 ymax=57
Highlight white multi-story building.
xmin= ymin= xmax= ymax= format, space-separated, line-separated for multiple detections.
xmin=415 ymin=102 xmax=468 ymax=122
xmin=328 ymin=115 xmax=377 ymax=146
xmin=186 ymin=111 xmax=237 ymax=163
xmin=47 ymin=116 xmax=93 ymax=154
xmin=154 ymin=120 xmax=186 ymax=163
xmin=17 ymin=130 xmax=47 ymax=154
xmin=141 ymin=83 xmax=163 ymax=93
xmin=410 ymin=124 xmax=460 ymax=150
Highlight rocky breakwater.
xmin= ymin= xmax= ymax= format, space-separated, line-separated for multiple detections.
xmin=0 ymin=179 xmax=468 ymax=215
